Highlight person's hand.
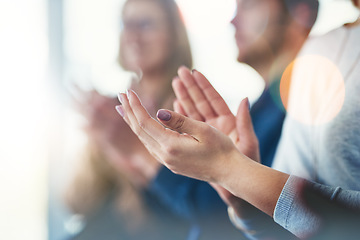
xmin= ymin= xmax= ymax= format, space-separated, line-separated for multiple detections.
xmin=117 ymin=90 xmax=289 ymax=216
xmin=173 ymin=66 xmax=260 ymax=162
xmin=172 ymin=67 xmax=277 ymax=227
xmin=76 ymin=89 xmax=139 ymax=155
xmin=116 ymin=90 xmax=245 ymax=183
xmin=72 ymin=87 xmax=160 ymax=187
xmin=104 ymin=145 xmax=161 ymax=187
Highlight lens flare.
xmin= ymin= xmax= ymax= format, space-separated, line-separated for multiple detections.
xmin=280 ymin=54 xmax=345 ymax=125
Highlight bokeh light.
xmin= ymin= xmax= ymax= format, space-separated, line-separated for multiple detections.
xmin=280 ymin=54 xmax=345 ymax=125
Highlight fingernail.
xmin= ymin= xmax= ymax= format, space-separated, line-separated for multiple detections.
xmin=117 ymin=93 xmax=123 ymax=104
xmin=191 ymin=69 xmax=197 ymax=74
xmin=126 ymin=89 xmax=131 ymax=98
xmin=115 ymin=105 xmax=125 ymax=117
xmin=157 ymin=109 xmax=172 ymax=121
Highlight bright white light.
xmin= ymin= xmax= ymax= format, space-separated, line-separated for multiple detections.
xmin=312 ymin=0 xmax=359 ymax=36
xmin=0 ymin=0 xmax=48 ymax=239
xmin=176 ymin=0 xmax=264 ymax=112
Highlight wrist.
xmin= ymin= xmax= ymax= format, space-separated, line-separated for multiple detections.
xmin=221 ymin=156 xmax=290 ymax=216
xmin=216 ymin=148 xmax=247 ymax=191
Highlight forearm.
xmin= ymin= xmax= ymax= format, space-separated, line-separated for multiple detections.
xmin=214 ymin=152 xmax=296 ymax=239
xmin=219 ymin=151 xmax=290 ymax=217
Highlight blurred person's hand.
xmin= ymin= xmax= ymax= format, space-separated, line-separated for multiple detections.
xmin=72 ymin=87 xmax=160 ymax=187
xmin=71 ymin=87 xmax=131 ymax=151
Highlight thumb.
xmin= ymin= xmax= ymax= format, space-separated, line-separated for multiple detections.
xmin=156 ymin=109 xmax=203 ymax=136
xmin=236 ymin=98 xmax=260 ymax=161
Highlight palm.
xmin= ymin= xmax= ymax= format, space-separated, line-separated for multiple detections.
xmin=206 ymin=114 xmax=237 ymax=141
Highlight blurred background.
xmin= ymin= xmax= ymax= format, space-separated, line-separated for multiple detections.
xmin=0 ymin=0 xmax=358 ymax=239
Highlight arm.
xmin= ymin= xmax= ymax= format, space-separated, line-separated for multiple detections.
xmin=116 ymin=68 xmax=294 ymax=238
xmin=117 ymin=94 xmax=360 ymax=239
xmin=274 ymin=175 xmax=360 ymax=239
xmin=173 ymin=67 xmax=296 ymax=238
xmin=116 ymin=89 xmax=289 ymax=217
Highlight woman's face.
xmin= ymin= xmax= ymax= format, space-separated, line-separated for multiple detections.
xmin=120 ymin=0 xmax=172 ymax=74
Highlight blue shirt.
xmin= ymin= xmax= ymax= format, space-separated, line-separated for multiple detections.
xmin=149 ymin=167 xmax=243 ymax=240
xmin=250 ymin=79 xmax=286 ymax=167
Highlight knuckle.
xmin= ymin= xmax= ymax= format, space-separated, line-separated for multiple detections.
xmin=138 ymin=120 xmax=146 ymax=129
xmin=164 ymin=145 xmax=178 ymax=156
xmin=138 ymin=116 xmax=150 ymax=130
xmin=173 ymin=117 xmax=185 ymax=131
xmin=133 ymin=128 xmax=141 ymax=136
xmin=133 ymin=125 xmax=142 ymax=136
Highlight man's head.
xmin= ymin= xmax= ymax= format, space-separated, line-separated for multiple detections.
xmin=231 ymin=0 xmax=318 ymax=72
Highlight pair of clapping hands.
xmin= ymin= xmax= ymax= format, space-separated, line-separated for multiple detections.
xmin=71 ymin=86 xmax=161 ymax=188
xmin=115 ymin=66 xmax=266 ymax=213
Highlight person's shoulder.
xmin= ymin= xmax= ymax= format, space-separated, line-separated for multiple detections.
xmin=308 ymin=26 xmax=347 ymax=44
xmin=299 ymin=26 xmax=348 ymax=58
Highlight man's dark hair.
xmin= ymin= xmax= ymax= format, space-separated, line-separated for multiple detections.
xmin=283 ymin=0 xmax=319 ymax=30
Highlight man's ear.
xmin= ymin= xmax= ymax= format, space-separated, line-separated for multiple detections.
xmin=290 ymin=2 xmax=313 ymax=30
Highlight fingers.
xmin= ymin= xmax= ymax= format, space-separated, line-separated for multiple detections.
xmin=116 ymin=92 xmax=163 ymax=158
xmin=172 ymin=76 xmax=204 ymax=121
xmin=173 ymin=99 xmax=187 ymax=116
xmin=175 ymin=66 xmax=233 ymax=122
xmin=192 ymin=70 xmax=233 ymax=116
xmin=176 ymin=66 xmax=217 ymax=120
xmin=156 ymin=109 xmax=203 ymax=138
xmin=118 ymin=90 xmax=201 ymax=148
xmin=68 ymin=84 xmax=93 ymax=115
xmin=116 ymin=90 xmax=206 ymax=168
xmin=236 ymin=98 xmax=260 ymax=162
